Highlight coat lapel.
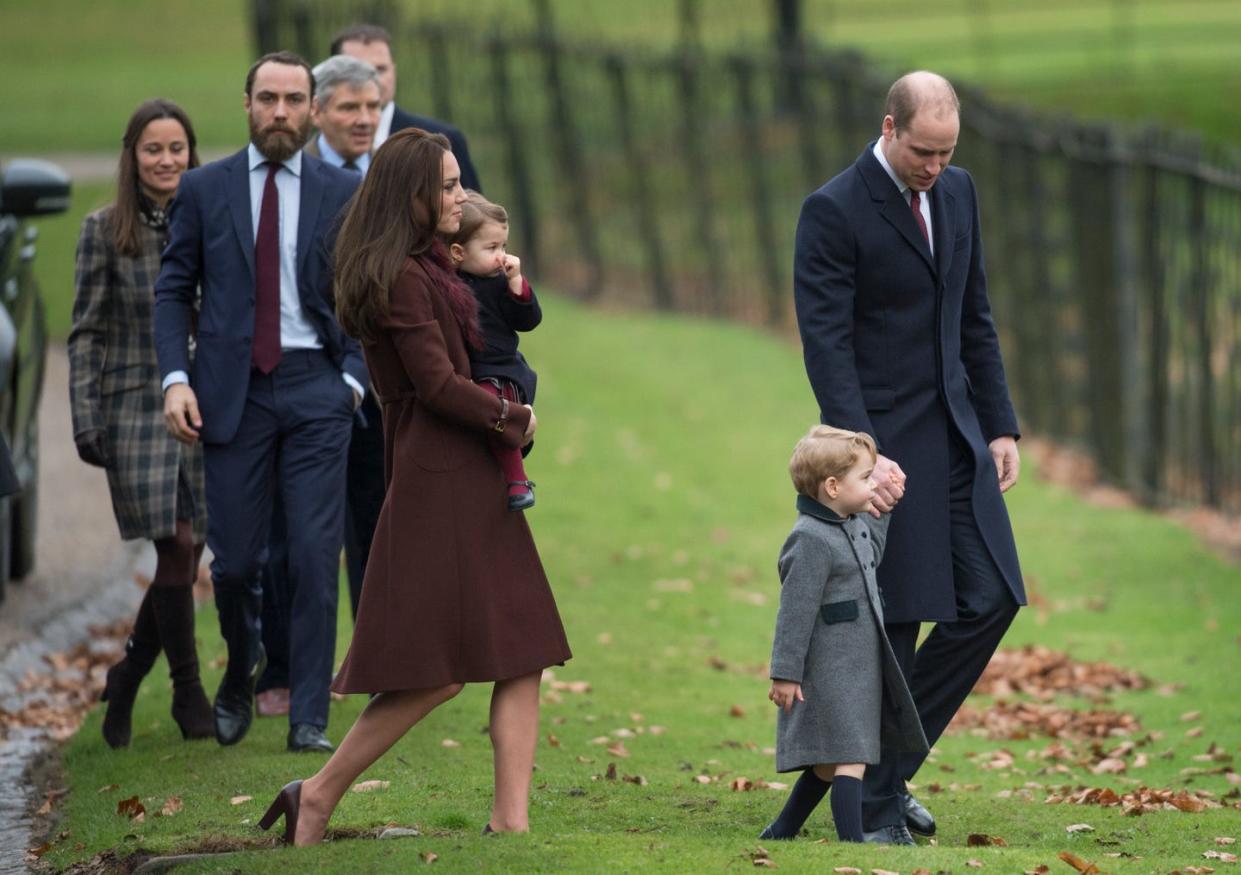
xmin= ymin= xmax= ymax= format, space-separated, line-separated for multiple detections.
xmin=227 ymin=151 xmax=256 ymax=282
xmin=297 ymin=157 xmax=324 ymax=282
xmin=931 ymin=182 xmax=956 ymax=280
xmin=857 ymin=147 xmax=935 ymax=276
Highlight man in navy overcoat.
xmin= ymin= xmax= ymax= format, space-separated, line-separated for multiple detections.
xmin=154 ymin=51 xmax=364 ymax=753
xmin=793 ymin=71 xmax=1025 ymax=844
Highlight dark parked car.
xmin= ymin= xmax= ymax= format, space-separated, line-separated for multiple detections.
xmin=0 ymin=159 xmax=71 ymax=598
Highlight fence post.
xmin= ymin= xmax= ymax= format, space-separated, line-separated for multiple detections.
xmin=292 ymin=1 xmax=314 ymax=60
xmin=676 ymin=50 xmax=726 ymax=313
xmin=489 ymin=38 xmax=540 ymax=277
xmin=1138 ymin=133 xmax=1167 ymax=503
xmin=1187 ymin=171 xmax=1217 ymax=506
xmin=606 ymin=56 xmax=672 ymax=310
xmin=1068 ymin=125 xmax=1128 ymax=484
xmin=731 ymin=56 xmax=785 ymax=326
xmin=534 ymin=3 xmax=604 ymax=296
xmin=772 ymin=0 xmax=804 ymax=115
xmin=426 ymin=25 xmax=454 ymax=123
xmin=251 ymin=0 xmax=281 ymax=54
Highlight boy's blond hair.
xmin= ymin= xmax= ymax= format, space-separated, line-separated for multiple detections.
xmin=788 ymin=425 xmax=877 ymax=497
xmin=449 ymin=189 xmax=508 ymax=247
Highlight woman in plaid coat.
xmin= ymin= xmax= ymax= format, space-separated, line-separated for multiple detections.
xmin=69 ymin=99 xmax=212 ymax=748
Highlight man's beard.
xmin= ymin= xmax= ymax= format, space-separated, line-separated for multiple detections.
xmin=250 ymin=114 xmax=311 ymax=162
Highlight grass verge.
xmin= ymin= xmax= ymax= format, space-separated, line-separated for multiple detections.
xmin=37 ymin=293 xmax=1240 ymax=873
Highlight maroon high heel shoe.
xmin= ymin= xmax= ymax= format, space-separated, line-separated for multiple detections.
xmin=258 ymin=779 xmax=303 ymax=845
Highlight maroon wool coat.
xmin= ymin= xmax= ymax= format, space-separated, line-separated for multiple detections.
xmin=331 ymin=256 xmax=571 ymax=693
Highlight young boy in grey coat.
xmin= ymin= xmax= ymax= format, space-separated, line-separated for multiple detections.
xmin=761 ymin=425 xmax=928 ymax=842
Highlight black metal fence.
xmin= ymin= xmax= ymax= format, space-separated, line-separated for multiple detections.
xmin=255 ymin=2 xmax=1241 ymax=513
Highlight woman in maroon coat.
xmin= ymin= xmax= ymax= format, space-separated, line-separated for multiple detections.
xmin=259 ymin=128 xmax=571 ymax=846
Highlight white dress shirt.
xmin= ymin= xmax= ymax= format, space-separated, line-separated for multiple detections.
xmin=316 ymin=133 xmax=370 ymax=175
xmin=163 ymin=143 xmax=362 ymax=399
xmin=372 ymin=101 xmax=396 ymax=150
xmin=873 ymin=139 xmax=934 ymax=255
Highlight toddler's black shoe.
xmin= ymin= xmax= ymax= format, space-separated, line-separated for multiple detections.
xmin=508 ymin=481 xmax=535 ymax=511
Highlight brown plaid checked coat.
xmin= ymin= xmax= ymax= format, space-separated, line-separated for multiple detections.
xmin=69 ymin=206 xmax=206 ymax=542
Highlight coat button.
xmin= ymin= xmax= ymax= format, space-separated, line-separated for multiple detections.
xmin=871 ymin=561 xmax=876 ymax=568
xmin=861 ymin=531 xmax=868 ymax=538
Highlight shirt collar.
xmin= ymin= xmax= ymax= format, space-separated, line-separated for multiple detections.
xmin=248 ymin=141 xmax=302 ymax=177
xmin=872 ymin=139 xmax=906 ymax=195
xmin=378 ymin=101 xmax=395 ymax=136
xmin=796 ymin=493 xmax=848 ymax=525
xmin=315 ymin=134 xmax=369 ymax=173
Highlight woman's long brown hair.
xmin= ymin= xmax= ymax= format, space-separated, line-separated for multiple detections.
xmin=113 ymin=99 xmax=199 ymax=256
xmin=335 ymin=127 xmax=479 ymax=346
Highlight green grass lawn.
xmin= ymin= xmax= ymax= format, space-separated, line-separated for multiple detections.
xmin=40 ymin=293 xmax=1241 ymax=873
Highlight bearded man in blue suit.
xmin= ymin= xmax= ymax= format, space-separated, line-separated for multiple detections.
xmin=154 ymin=51 xmax=364 ymax=753
xmin=790 ymin=72 xmax=1026 ymax=844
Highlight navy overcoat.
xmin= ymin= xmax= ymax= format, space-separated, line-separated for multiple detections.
xmin=793 ymin=144 xmax=1025 ymax=623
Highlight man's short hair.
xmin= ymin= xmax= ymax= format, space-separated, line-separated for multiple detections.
xmin=311 ymin=54 xmax=380 ymax=106
xmin=788 ymin=425 xmax=877 ymax=497
xmin=330 ymin=23 xmax=393 ymax=55
xmin=885 ymin=71 xmax=960 ymax=133
xmin=246 ymin=50 xmax=315 ymax=99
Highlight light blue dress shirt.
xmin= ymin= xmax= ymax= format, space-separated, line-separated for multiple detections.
xmin=316 ymin=133 xmax=370 ymax=176
xmin=163 ymin=143 xmax=362 ymax=400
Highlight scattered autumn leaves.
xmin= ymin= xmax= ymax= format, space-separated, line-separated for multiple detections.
xmin=1 ymin=620 xmax=127 ymax=741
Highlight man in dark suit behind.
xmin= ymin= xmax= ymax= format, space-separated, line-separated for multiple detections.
xmin=332 ymin=23 xmax=481 ymax=189
xmin=792 ymin=72 xmax=1025 ymax=844
xmin=329 ymin=22 xmax=483 ymax=619
xmin=155 ymin=51 xmax=364 ymax=753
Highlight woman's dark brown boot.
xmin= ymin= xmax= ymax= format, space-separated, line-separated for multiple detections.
xmin=150 ymin=584 xmax=213 ymax=740
xmin=100 ymin=590 xmax=161 ymax=748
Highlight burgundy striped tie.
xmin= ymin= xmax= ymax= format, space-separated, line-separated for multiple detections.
xmin=910 ymin=189 xmax=929 ymax=244
xmin=252 ymin=161 xmax=282 ymax=374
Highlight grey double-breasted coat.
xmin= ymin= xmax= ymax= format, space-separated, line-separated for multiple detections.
xmin=69 ymin=207 xmax=206 ymax=542
xmin=769 ymin=495 xmax=927 ymax=771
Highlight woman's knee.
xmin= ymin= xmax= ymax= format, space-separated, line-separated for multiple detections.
xmin=437 ymin=682 xmax=465 ymax=703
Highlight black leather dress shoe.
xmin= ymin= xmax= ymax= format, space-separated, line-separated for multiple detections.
xmin=862 ymin=823 xmax=916 ymax=845
xmin=214 ymin=646 xmax=266 ymax=747
xmin=287 ymin=723 xmax=335 ymax=753
xmin=902 ymin=791 xmax=936 ymax=836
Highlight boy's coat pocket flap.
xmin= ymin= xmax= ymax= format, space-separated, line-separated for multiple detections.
xmin=820 ymin=599 xmax=860 ymax=624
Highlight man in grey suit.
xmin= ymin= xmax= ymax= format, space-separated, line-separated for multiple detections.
xmin=793 ymin=71 xmax=1025 ymax=844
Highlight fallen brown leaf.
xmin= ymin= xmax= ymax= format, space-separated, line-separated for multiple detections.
xmin=606 ymin=742 xmax=630 ymax=758
xmin=1203 ymin=851 xmax=1238 ymax=863
xmin=1023 ymin=867 xmax=1051 ymax=875
xmin=730 ymin=704 xmax=746 ymax=718
xmin=26 ymin=843 xmax=50 ymax=860
xmin=157 ymin=796 xmax=183 ymax=817
xmin=421 ymin=851 xmax=438 ymax=863
xmin=604 ymin=763 xmax=618 ymax=781
xmin=352 ymin=780 xmax=390 ymax=793
xmin=116 ymin=796 xmax=145 ymax=820
xmin=968 ymin=833 xmax=1009 ymax=846
xmin=1066 ymin=823 xmax=1095 ymax=834
xmin=966 ymin=861 xmax=984 ymax=869
xmin=622 ymin=774 xmax=647 ymax=786
xmin=1218 ymin=837 xmax=1238 ymax=846
xmin=872 ymin=869 xmax=901 ymax=875
xmin=546 ymin=733 xmax=560 ymax=748
xmin=441 ymin=738 xmax=461 ymax=748
xmin=1182 ymin=710 xmax=1203 ymax=722
xmin=1057 ymin=851 xmax=1101 ymax=874
xmin=832 ymin=868 xmax=861 ymax=875
xmin=230 ymin=795 xmax=252 ymax=805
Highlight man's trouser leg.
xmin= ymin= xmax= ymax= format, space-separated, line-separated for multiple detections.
xmin=862 ymin=437 xmax=1020 ymax=830
xmin=273 ymin=351 xmax=353 ymax=731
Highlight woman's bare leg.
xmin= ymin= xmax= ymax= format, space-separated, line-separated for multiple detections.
xmin=486 ymin=671 xmax=542 ymax=832
xmin=294 ymin=683 xmax=463 ymax=845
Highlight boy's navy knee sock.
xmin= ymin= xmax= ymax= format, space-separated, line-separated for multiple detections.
xmin=762 ymin=769 xmax=830 ymax=839
xmin=830 ymin=775 xmax=864 ymax=842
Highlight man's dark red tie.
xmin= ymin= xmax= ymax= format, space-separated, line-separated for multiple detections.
xmin=910 ymin=189 xmax=930 ymax=244
xmin=252 ymin=162 xmax=282 ymax=374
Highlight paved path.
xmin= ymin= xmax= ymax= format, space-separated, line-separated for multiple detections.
xmin=0 ymin=151 xmax=231 ymax=184
xmin=0 ymin=346 xmax=150 ymax=872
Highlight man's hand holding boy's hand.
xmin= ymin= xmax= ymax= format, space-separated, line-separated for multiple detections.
xmin=769 ymin=680 xmax=804 ymax=713
xmin=503 ymin=254 xmax=525 ymax=298
xmin=869 ymin=453 xmax=907 ymax=517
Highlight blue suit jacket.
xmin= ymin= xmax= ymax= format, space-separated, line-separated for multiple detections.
xmin=154 ymin=148 xmax=365 ymax=445
xmin=793 ymin=144 xmax=1025 ymax=623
